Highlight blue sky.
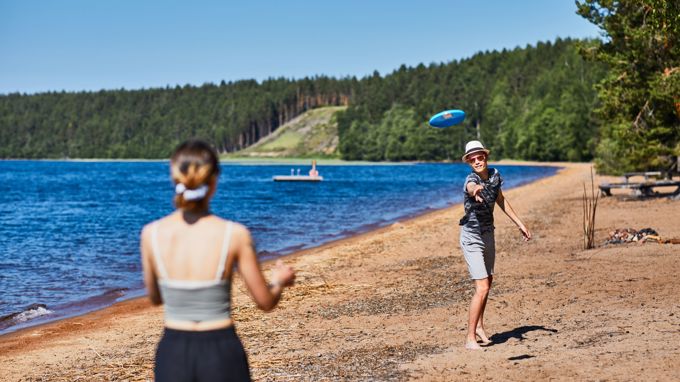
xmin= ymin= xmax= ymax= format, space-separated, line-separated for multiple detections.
xmin=0 ymin=0 xmax=601 ymax=94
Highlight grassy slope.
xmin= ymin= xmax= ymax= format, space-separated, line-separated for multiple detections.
xmin=230 ymin=106 xmax=346 ymax=159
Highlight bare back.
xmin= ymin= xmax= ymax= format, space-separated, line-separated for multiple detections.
xmin=151 ymin=212 xmax=238 ymax=282
xmin=141 ymin=208 xmax=294 ymax=322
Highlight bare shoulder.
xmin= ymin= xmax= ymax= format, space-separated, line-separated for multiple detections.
xmin=221 ymin=220 xmax=251 ymax=249
xmin=140 ymin=221 xmax=157 ymax=241
xmin=209 ymin=216 xmax=249 ymax=237
xmin=139 ymin=218 xmax=161 ymax=256
xmin=230 ymin=221 xmax=252 ymax=242
xmin=140 ymin=214 xmax=174 ymax=241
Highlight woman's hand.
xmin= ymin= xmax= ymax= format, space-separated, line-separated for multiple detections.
xmin=270 ymin=259 xmax=295 ymax=288
xmin=471 ymin=184 xmax=485 ymax=203
xmin=519 ymin=225 xmax=532 ymax=241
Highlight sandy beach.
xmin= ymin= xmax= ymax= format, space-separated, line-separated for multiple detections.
xmin=1 ymin=162 xmax=678 ymax=381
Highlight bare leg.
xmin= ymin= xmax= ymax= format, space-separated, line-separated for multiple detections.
xmin=475 ymin=275 xmax=493 ymax=344
xmin=466 ymin=277 xmax=491 ymax=349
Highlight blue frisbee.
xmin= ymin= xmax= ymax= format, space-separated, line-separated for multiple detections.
xmin=428 ymin=109 xmax=466 ymax=128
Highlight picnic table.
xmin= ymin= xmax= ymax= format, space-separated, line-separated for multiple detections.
xmin=622 ymin=171 xmax=666 ymax=182
xmin=599 ymin=171 xmax=680 ymax=197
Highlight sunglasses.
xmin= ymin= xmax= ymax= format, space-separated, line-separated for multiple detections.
xmin=466 ymin=153 xmax=487 ymax=163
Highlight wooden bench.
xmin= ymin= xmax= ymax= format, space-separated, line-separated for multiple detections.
xmin=600 ymin=160 xmax=680 ymax=197
xmin=622 ymin=171 xmax=667 ymax=183
xmin=599 ymin=179 xmax=680 ymax=197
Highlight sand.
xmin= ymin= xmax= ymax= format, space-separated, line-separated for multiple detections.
xmin=1 ymin=162 xmax=678 ymax=381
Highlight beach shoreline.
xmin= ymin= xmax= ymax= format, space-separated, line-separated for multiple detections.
xmin=0 ymin=161 xmax=558 ymax=337
xmin=1 ymin=162 xmax=678 ymax=381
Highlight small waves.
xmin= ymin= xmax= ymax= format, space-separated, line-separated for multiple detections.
xmin=0 ymin=287 xmax=137 ymax=334
xmin=0 ymin=303 xmax=54 ymax=331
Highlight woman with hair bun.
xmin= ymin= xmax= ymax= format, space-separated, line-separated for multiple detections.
xmin=140 ymin=139 xmax=295 ymax=381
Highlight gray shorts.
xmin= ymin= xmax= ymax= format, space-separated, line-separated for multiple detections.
xmin=460 ymin=226 xmax=495 ymax=280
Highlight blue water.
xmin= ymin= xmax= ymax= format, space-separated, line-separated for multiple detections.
xmin=0 ymin=161 xmax=558 ymax=332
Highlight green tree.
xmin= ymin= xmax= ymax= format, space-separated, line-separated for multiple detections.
xmin=577 ymin=0 xmax=680 ymax=173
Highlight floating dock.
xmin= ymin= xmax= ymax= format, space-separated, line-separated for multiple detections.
xmin=273 ymin=175 xmax=323 ymax=182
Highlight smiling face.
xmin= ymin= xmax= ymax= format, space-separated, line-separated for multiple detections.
xmin=465 ymin=151 xmax=488 ymax=174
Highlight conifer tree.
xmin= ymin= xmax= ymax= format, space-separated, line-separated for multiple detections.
xmin=577 ymin=0 xmax=680 ymax=173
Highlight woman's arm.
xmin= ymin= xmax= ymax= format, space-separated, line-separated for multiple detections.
xmin=140 ymin=225 xmax=163 ymax=305
xmin=495 ymin=190 xmax=531 ymax=241
xmin=234 ymin=225 xmax=295 ymax=312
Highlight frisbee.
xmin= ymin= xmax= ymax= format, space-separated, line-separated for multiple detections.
xmin=428 ymin=109 xmax=466 ymax=128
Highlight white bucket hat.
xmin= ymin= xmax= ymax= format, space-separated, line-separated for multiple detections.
xmin=462 ymin=140 xmax=490 ymax=161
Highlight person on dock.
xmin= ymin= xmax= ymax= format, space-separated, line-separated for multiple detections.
xmin=459 ymin=140 xmax=531 ymax=350
xmin=309 ymin=160 xmax=319 ymax=178
xmin=140 ymin=139 xmax=295 ymax=381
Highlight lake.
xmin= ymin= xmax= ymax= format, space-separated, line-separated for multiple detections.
xmin=0 ymin=161 xmax=558 ymax=333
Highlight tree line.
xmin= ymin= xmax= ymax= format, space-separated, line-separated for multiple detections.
xmin=337 ymin=38 xmax=607 ymax=162
xmin=0 ymin=39 xmax=605 ymax=162
xmin=0 ymin=77 xmax=354 ymax=158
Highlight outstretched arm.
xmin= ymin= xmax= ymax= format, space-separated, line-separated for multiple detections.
xmin=496 ymin=190 xmax=531 ymax=241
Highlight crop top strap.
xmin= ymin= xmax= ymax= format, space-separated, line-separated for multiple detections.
xmin=214 ymin=221 xmax=234 ymax=281
xmin=151 ymin=223 xmax=170 ymax=280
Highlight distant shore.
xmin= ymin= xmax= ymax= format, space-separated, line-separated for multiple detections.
xmin=218 ymin=156 xmax=412 ymax=165
xmin=0 ymin=157 xmax=401 ymax=165
xmin=0 ymin=156 xmax=545 ymax=165
xmin=1 ymin=162 xmax=678 ymax=381
xmin=0 ymin=158 xmax=167 ymax=162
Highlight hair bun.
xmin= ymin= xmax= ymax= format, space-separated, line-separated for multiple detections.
xmin=170 ymin=140 xmax=219 ymax=210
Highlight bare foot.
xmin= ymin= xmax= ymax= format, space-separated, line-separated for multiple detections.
xmin=475 ymin=327 xmax=491 ymax=344
xmin=465 ymin=339 xmax=482 ymax=350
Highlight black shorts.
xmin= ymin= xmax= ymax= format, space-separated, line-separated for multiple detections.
xmin=155 ymin=326 xmax=251 ymax=382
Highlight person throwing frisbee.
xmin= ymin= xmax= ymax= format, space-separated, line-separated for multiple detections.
xmin=459 ymin=140 xmax=531 ymax=350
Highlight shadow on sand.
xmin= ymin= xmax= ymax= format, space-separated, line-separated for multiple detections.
xmin=488 ymin=325 xmax=558 ymax=345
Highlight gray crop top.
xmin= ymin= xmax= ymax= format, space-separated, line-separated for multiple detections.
xmin=151 ymin=221 xmax=234 ymax=323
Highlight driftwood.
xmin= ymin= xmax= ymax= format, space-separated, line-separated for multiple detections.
xmin=604 ymin=228 xmax=680 ymax=245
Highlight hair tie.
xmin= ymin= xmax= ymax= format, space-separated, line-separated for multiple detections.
xmin=175 ymin=183 xmax=209 ymax=201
